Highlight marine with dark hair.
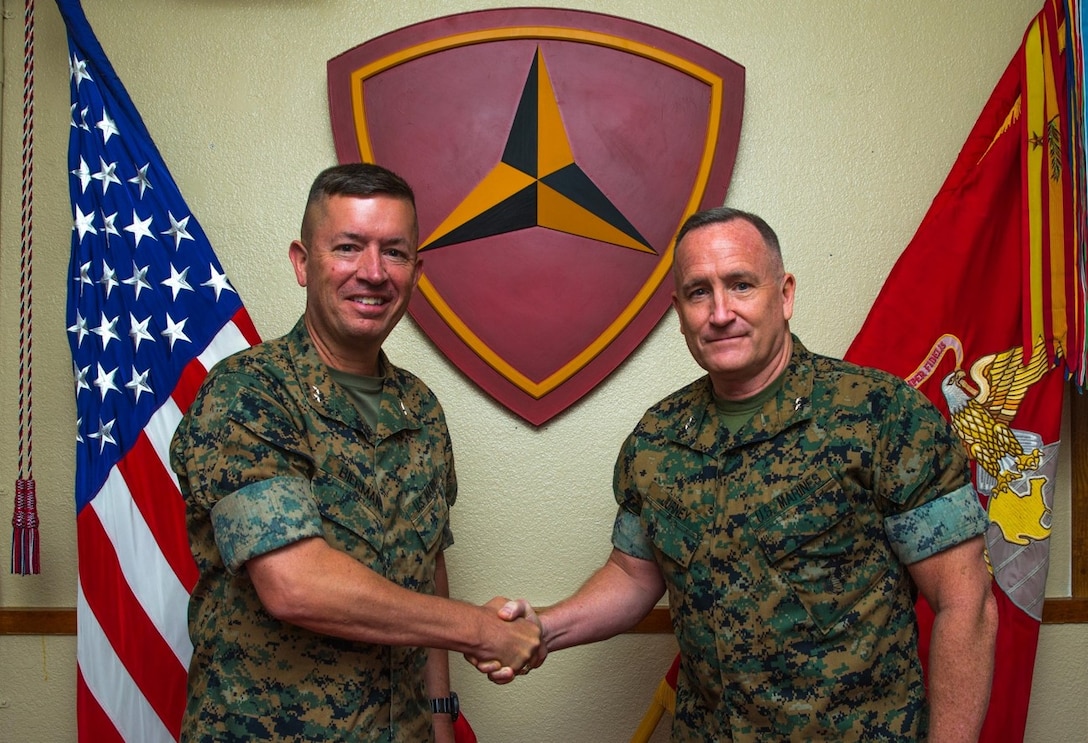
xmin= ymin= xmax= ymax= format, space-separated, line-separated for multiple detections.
xmin=172 ymin=163 xmax=540 ymax=742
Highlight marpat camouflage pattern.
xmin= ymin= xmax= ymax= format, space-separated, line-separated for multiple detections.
xmin=612 ymin=338 xmax=987 ymax=741
xmin=171 ymin=318 xmax=456 ymax=742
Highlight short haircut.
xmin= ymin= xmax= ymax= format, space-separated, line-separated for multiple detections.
xmin=300 ymin=162 xmax=418 ymax=245
xmin=674 ymin=206 xmax=782 ymax=262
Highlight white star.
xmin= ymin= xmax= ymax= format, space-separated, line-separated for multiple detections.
xmin=98 ymin=261 xmax=120 ymax=299
xmin=96 ymin=110 xmax=119 ymax=144
xmin=88 ymin=418 xmax=117 ymax=453
xmin=202 ymin=265 xmax=236 ymax=301
xmin=93 ymin=157 xmax=121 ymax=194
xmin=161 ymin=312 xmax=191 ymax=350
xmin=93 ymin=363 xmax=120 ymax=401
xmin=78 ymin=106 xmax=91 ymax=131
xmin=70 ymin=103 xmax=79 ymax=129
xmin=102 ymin=211 xmax=120 ymax=239
xmin=67 ymin=311 xmax=90 ymax=349
xmin=125 ymin=366 xmax=153 ymax=403
xmin=70 ymin=53 xmax=92 ymax=87
xmin=75 ymin=261 xmax=94 ymax=294
xmin=124 ymin=209 xmax=156 ymax=249
xmin=71 ymin=156 xmax=92 ymax=193
xmin=128 ymin=164 xmax=153 ymax=198
xmin=162 ymin=263 xmax=193 ymax=300
xmin=92 ymin=311 xmax=120 ymax=350
xmin=75 ymin=416 xmax=84 ymax=445
xmin=162 ymin=212 xmax=194 ymax=249
xmin=74 ymin=205 xmax=97 ymax=242
xmin=73 ymin=362 xmax=91 ymax=395
xmin=128 ymin=313 xmax=155 ymax=352
xmin=123 ymin=262 xmax=152 ymax=300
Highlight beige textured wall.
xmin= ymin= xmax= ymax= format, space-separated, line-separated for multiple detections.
xmin=1 ymin=0 xmax=1085 ymax=741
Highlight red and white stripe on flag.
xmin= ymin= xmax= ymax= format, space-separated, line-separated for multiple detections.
xmin=75 ymin=317 xmax=258 ymax=741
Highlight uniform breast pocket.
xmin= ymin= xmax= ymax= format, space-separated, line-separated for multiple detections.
xmin=312 ymin=461 xmax=385 ymax=555
xmin=643 ymin=482 xmax=709 ymax=571
xmin=753 ymin=471 xmax=891 ymax=634
xmin=405 ymin=479 xmax=449 ymax=553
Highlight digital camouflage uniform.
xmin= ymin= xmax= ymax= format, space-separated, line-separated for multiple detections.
xmin=612 ymin=338 xmax=988 ymax=742
xmin=170 ymin=318 xmax=456 ymax=742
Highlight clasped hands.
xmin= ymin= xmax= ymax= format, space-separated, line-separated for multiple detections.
xmin=466 ymin=597 xmax=546 ymax=684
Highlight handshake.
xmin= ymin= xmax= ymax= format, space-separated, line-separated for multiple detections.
xmin=454 ymin=549 xmax=661 ymax=684
xmin=466 ymin=597 xmax=547 ymax=684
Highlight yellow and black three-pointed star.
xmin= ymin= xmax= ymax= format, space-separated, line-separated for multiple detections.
xmin=420 ymin=48 xmax=655 ymax=254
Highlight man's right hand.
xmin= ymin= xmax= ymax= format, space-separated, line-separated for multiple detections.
xmin=465 ymin=597 xmax=549 ymax=684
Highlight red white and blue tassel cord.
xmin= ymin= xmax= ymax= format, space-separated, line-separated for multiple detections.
xmin=13 ymin=0 xmax=40 ymax=575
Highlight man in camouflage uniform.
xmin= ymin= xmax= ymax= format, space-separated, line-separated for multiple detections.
xmin=171 ymin=163 xmax=540 ymax=742
xmin=488 ymin=208 xmax=998 ymax=741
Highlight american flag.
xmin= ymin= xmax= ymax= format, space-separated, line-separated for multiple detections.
xmin=57 ymin=0 xmax=261 ymax=739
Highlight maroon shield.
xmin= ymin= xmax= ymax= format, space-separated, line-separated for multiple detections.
xmin=328 ymin=9 xmax=744 ymax=425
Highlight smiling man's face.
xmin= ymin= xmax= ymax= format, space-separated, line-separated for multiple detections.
xmin=289 ymin=193 xmax=421 ymax=376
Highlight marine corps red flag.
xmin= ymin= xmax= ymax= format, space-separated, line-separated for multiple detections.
xmin=845 ymin=2 xmax=1083 ymax=740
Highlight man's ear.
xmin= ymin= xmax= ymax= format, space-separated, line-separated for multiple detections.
xmin=781 ymin=272 xmax=796 ymax=321
xmin=288 ymin=240 xmax=308 ymax=287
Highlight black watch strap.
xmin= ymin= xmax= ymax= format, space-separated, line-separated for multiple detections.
xmin=430 ymin=691 xmax=459 ymax=721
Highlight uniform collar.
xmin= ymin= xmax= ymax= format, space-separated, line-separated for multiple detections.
xmin=668 ymin=335 xmax=817 ymax=453
xmin=285 ymin=318 xmax=422 ymax=439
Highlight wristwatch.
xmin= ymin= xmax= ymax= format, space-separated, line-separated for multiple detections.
xmin=430 ymin=691 xmax=459 ymax=721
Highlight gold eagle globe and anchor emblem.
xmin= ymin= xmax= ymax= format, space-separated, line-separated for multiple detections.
xmin=909 ymin=333 xmax=1054 ymax=550
xmin=938 ymin=336 xmax=1052 ymax=546
xmin=908 ymin=333 xmax=1056 ymax=621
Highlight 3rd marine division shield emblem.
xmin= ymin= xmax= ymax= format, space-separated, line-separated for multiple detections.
xmin=328 ymin=9 xmax=744 ymax=424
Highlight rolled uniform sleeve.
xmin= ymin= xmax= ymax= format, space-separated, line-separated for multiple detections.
xmin=884 ymin=483 xmax=989 ymax=565
xmin=212 ymin=476 xmax=324 ymax=573
xmin=173 ymin=369 xmax=321 ymax=570
xmin=873 ymin=381 xmax=980 ymax=531
xmin=884 ymin=385 xmax=968 ymax=495
xmin=612 ymin=507 xmax=655 ymax=560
